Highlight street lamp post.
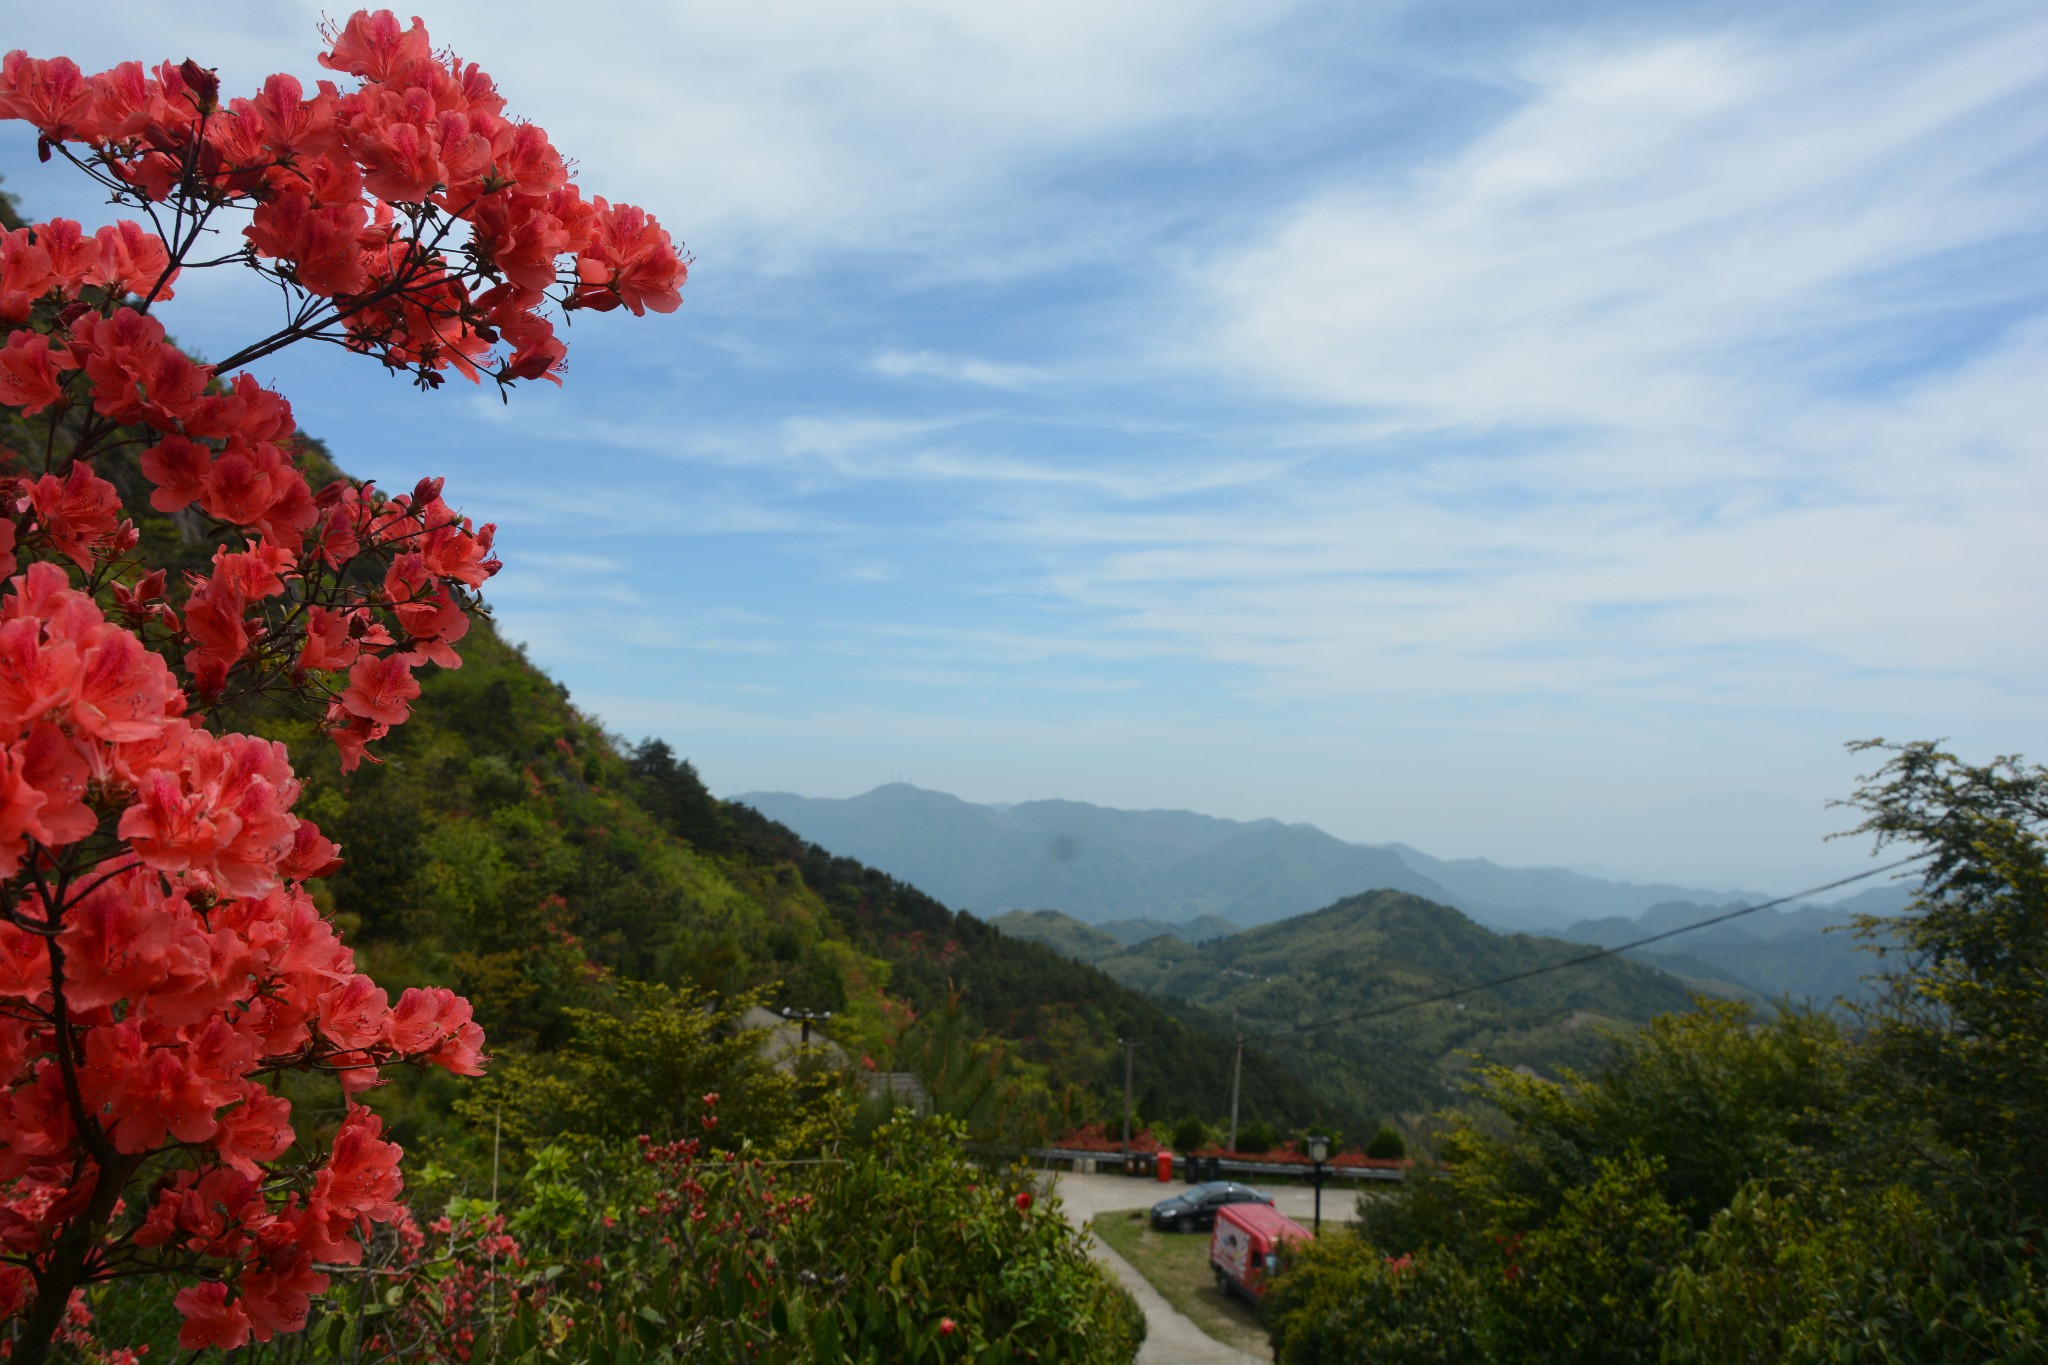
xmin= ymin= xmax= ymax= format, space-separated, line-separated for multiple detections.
xmin=779 ymin=1007 xmax=832 ymax=1045
xmin=1306 ymin=1133 xmax=1329 ymax=1233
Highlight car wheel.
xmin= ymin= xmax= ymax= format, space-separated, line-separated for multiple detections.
xmin=1214 ymin=1267 xmax=1232 ymax=1299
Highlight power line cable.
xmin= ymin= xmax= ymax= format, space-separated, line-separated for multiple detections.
xmin=1244 ymin=1046 xmax=1310 ymax=1126
xmin=1259 ymin=856 xmax=1926 ymax=1042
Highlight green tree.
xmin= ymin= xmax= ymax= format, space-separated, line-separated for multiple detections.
xmin=1662 ymin=1182 xmax=2048 ymax=1365
xmin=1429 ymin=1001 xmax=1849 ymax=1237
xmin=458 ymin=981 xmax=842 ymax=1161
xmin=1836 ymin=739 xmax=2048 ymax=1213
xmin=1496 ymin=1152 xmax=1689 ymax=1365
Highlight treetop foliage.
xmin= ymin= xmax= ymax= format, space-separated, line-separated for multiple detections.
xmin=1267 ymin=741 xmax=2048 ymax=1364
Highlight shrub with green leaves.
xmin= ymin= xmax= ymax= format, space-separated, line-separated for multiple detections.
xmin=1364 ymin=1126 xmax=1406 ymax=1161
xmin=1266 ymin=1236 xmax=1491 ymax=1365
xmin=483 ymin=1112 xmax=1143 ymax=1365
xmin=1235 ymin=1119 xmax=1277 ymax=1154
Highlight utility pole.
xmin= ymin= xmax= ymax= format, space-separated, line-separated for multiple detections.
xmin=1119 ymin=1037 xmax=1137 ymax=1163
xmin=1227 ymin=1031 xmax=1243 ymax=1151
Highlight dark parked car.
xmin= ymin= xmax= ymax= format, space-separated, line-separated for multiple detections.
xmin=1150 ymin=1181 xmax=1274 ymax=1232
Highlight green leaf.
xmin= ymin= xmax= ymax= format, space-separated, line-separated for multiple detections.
xmin=503 ymin=1310 xmax=537 ymax=1357
xmin=321 ymin=1312 xmax=348 ymax=1355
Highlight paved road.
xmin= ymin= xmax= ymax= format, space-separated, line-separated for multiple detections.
xmin=1043 ymin=1171 xmax=1356 ymax=1365
xmin=1048 ymin=1169 xmax=1358 ymax=1230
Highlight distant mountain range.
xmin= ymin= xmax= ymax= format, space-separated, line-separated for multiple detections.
xmin=995 ymin=878 xmax=1916 ymax=1015
xmin=1552 ymin=883 xmax=1912 ymax=1006
xmin=736 ymin=783 xmax=1777 ymax=934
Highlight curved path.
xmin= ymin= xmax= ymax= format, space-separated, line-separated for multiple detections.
xmin=1045 ymin=1171 xmax=1327 ymax=1365
xmin=1092 ymin=1234 xmax=1264 ymax=1365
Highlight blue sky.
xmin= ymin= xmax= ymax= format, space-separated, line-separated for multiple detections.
xmin=5 ymin=0 xmax=2045 ymax=893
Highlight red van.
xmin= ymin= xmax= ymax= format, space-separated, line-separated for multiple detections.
xmin=1209 ymin=1202 xmax=1313 ymax=1303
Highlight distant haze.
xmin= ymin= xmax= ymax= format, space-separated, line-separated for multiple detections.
xmin=734 ymin=783 xmax=1855 ymax=934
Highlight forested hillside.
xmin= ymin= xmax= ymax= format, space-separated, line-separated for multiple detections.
xmin=1087 ymin=890 xmax=1701 ymax=1121
xmin=989 ymin=908 xmax=1239 ymax=960
xmin=267 ymin=617 xmax=1362 ymax=1145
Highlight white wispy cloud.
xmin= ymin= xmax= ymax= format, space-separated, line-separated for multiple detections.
xmin=1006 ymin=4 xmax=2048 ymax=709
xmin=871 ymin=349 xmax=1051 ymax=389
xmin=1198 ymin=7 xmax=2047 ymax=429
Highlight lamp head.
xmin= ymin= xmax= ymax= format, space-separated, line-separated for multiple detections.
xmin=1306 ymin=1133 xmax=1330 ymax=1163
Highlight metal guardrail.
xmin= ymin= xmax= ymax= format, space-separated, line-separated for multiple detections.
xmin=1002 ymin=1146 xmax=1405 ymax=1183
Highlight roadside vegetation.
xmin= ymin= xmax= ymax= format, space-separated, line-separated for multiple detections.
xmin=1265 ymin=742 xmax=2048 ymax=1364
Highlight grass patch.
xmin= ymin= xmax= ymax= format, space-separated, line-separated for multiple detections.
xmin=1093 ymin=1210 xmax=1271 ymax=1358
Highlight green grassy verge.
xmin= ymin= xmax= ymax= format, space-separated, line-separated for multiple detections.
xmin=1092 ymin=1209 xmax=1272 ymax=1358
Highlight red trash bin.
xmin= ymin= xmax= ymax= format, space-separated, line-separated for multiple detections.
xmin=1157 ymin=1151 xmax=1173 ymax=1182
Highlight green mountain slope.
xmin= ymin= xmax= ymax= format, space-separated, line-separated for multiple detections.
xmin=989 ymin=908 xmax=1240 ymax=962
xmin=293 ymin=627 xmax=1365 ymax=1141
xmin=990 ymin=909 xmax=1127 ymax=961
xmin=1088 ymin=889 xmax=1702 ymax=1122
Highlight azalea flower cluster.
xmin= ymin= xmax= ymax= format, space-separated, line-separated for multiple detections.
xmin=0 ymin=10 xmax=685 ymax=1361
xmin=634 ymin=1096 xmax=817 ymax=1256
xmin=342 ymin=1206 xmax=532 ymax=1364
xmin=624 ymin=1098 xmax=824 ymax=1348
xmin=0 ymin=9 xmax=685 ymax=392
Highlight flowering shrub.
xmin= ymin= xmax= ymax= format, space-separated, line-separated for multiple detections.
xmin=309 ymin=1099 xmax=1142 ymax=1364
xmin=483 ymin=1109 xmax=1144 ymax=1365
xmin=1048 ymin=1123 xmax=1161 ymax=1154
xmin=0 ymin=12 xmax=683 ymax=1360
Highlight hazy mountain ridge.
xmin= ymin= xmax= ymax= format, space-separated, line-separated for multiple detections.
xmin=738 ymin=783 xmax=1762 ymax=934
xmin=1383 ymin=843 xmax=1774 ymax=925
xmin=1553 ymin=882 xmax=1915 ymax=1005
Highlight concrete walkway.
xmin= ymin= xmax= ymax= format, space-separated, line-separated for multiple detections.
xmin=1091 ymin=1232 xmax=1264 ymax=1365
xmin=1043 ymin=1170 xmax=1350 ymax=1365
